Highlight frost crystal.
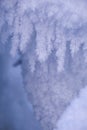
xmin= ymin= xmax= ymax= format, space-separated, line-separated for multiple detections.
xmin=0 ymin=0 xmax=87 ymax=130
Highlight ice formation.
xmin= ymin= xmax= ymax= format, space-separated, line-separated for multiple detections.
xmin=55 ymin=86 xmax=87 ymax=130
xmin=0 ymin=0 xmax=87 ymax=130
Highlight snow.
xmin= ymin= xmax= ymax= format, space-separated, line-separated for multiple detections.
xmin=0 ymin=0 xmax=87 ymax=130
xmin=55 ymin=86 xmax=87 ymax=130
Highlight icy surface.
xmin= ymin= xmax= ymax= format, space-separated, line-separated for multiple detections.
xmin=0 ymin=0 xmax=87 ymax=130
xmin=55 ymin=86 xmax=87 ymax=130
xmin=0 ymin=46 xmax=41 ymax=130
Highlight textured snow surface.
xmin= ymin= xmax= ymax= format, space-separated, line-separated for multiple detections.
xmin=0 ymin=0 xmax=87 ymax=130
xmin=0 ymin=0 xmax=87 ymax=72
xmin=22 ymin=48 xmax=87 ymax=130
xmin=55 ymin=86 xmax=87 ymax=130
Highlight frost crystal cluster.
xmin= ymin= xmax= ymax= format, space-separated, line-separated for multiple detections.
xmin=0 ymin=0 xmax=87 ymax=130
